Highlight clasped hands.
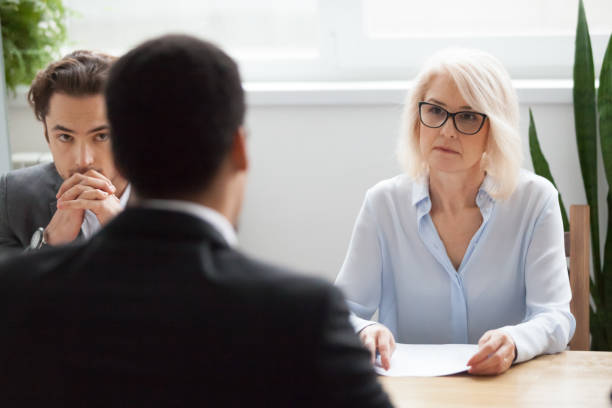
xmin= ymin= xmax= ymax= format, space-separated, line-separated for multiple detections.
xmin=360 ymin=323 xmax=516 ymax=375
xmin=45 ymin=170 xmax=122 ymax=245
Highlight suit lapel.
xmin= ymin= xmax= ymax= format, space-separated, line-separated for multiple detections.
xmin=48 ymin=201 xmax=57 ymax=219
xmin=48 ymin=166 xmax=62 ymax=219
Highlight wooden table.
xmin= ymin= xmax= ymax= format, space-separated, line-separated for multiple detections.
xmin=380 ymin=351 xmax=612 ymax=408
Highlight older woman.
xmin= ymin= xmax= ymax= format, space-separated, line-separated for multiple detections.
xmin=335 ymin=48 xmax=575 ymax=375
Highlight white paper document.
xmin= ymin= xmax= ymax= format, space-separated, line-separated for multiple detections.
xmin=375 ymin=343 xmax=479 ymax=377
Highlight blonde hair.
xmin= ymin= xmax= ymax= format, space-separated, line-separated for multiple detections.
xmin=398 ymin=48 xmax=522 ymax=199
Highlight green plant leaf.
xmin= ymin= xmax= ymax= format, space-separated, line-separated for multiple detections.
xmin=590 ymin=306 xmax=610 ymax=350
xmin=599 ymin=35 xmax=612 ymax=221
xmin=574 ymin=0 xmax=602 ymax=296
xmin=599 ymin=193 xmax=612 ymax=348
xmin=528 ymin=108 xmax=569 ymax=231
xmin=598 ymin=32 xmax=612 ymax=348
xmin=0 ymin=0 xmax=68 ymax=94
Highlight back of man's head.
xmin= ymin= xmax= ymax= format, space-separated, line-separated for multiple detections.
xmin=105 ymin=34 xmax=246 ymax=199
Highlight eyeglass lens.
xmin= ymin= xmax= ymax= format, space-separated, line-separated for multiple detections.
xmin=419 ymin=103 xmax=484 ymax=135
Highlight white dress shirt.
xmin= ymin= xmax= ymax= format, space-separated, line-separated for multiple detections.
xmin=141 ymin=199 xmax=238 ymax=247
xmin=81 ymin=184 xmax=132 ymax=239
xmin=335 ymin=169 xmax=575 ymax=363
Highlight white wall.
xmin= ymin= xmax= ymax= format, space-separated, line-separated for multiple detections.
xmin=6 ymin=90 xmax=608 ymax=282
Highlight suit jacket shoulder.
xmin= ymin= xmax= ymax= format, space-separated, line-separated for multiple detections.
xmin=0 ymin=208 xmax=391 ymax=407
xmin=0 ymin=162 xmax=62 ymax=251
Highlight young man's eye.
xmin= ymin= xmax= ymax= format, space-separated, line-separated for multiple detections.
xmin=95 ymin=133 xmax=110 ymax=141
xmin=57 ymin=134 xmax=73 ymax=142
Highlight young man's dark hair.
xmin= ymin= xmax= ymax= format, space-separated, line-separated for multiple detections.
xmin=106 ymin=35 xmax=245 ymax=198
xmin=28 ymin=50 xmax=116 ymax=128
xmin=0 ymin=35 xmax=391 ymax=407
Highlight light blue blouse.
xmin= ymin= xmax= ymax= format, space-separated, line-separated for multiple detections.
xmin=335 ymin=170 xmax=575 ymax=363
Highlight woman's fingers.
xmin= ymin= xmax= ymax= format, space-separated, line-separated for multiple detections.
xmin=468 ymin=330 xmax=516 ymax=375
xmin=377 ymin=330 xmax=394 ymax=370
xmin=469 ymin=342 xmax=515 ymax=375
xmin=467 ymin=330 xmax=503 ymax=367
xmin=478 ymin=331 xmax=492 ymax=346
xmin=359 ymin=324 xmax=395 ymax=370
xmin=360 ymin=331 xmax=378 ymax=364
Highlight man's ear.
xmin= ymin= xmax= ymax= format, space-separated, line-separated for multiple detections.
xmin=231 ymin=126 xmax=248 ymax=172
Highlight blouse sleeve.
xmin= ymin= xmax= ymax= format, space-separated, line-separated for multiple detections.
xmin=499 ymin=191 xmax=576 ymax=363
xmin=335 ymin=192 xmax=384 ymax=333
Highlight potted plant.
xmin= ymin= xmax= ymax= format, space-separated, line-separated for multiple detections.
xmin=0 ymin=0 xmax=68 ymax=94
xmin=0 ymin=0 xmax=68 ymax=172
xmin=529 ymin=0 xmax=612 ymax=350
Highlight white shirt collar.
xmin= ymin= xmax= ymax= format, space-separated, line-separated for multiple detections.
xmin=141 ymin=199 xmax=238 ymax=247
xmin=411 ymin=174 xmax=496 ymax=222
xmin=411 ymin=173 xmax=496 ymax=207
xmin=119 ymin=184 xmax=132 ymax=207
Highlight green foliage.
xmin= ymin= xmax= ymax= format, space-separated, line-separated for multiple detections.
xmin=597 ymin=32 xmax=612 ymax=351
xmin=528 ymin=108 xmax=569 ymax=231
xmin=573 ymin=0 xmax=602 ymax=294
xmin=573 ymin=0 xmax=610 ymax=351
xmin=529 ymin=0 xmax=612 ymax=350
xmin=0 ymin=0 xmax=68 ymax=94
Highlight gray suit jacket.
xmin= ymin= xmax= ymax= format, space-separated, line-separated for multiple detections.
xmin=0 ymin=162 xmax=62 ymax=253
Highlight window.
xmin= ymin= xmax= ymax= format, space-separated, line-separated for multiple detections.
xmin=62 ymin=0 xmax=612 ymax=81
xmin=336 ymin=0 xmax=612 ymax=79
xmin=64 ymin=0 xmax=320 ymax=80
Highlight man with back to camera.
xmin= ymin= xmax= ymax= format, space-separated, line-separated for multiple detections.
xmin=0 ymin=35 xmax=392 ymax=407
xmin=0 ymin=51 xmax=130 ymax=255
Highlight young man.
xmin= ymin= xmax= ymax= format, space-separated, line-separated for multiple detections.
xmin=0 ymin=36 xmax=392 ymax=407
xmin=0 ymin=51 xmax=129 ymax=254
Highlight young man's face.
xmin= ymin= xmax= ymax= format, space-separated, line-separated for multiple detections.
xmin=44 ymin=92 xmax=124 ymax=188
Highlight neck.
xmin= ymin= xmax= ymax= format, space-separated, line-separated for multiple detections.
xmin=167 ymin=172 xmax=244 ymax=228
xmin=134 ymin=189 xmax=239 ymax=228
xmin=199 ymin=188 xmax=239 ymax=227
xmin=429 ymin=167 xmax=485 ymax=215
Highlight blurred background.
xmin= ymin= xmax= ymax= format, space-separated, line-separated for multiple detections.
xmin=2 ymin=0 xmax=611 ymax=281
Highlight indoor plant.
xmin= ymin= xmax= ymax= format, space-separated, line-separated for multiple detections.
xmin=529 ymin=0 xmax=612 ymax=350
xmin=0 ymin=0 xmax=68 ymax=94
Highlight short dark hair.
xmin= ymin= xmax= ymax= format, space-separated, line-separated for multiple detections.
xmin=105 ymin=34 xmax=246 ymax=199
xmin=28 ymin=50 xmax=116 ymax=123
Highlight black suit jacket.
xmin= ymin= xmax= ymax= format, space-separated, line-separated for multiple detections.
xmin=0 ymin=208 xmax=392 ymax=407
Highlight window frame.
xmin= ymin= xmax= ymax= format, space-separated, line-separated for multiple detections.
xmin=57 ymin=0 xmax=612 ymax=82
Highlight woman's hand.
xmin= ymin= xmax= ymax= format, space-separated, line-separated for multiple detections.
xmin=359 ymin=323 xmax=396 ymax=370
xmin=467 ymin=329 xmax=516 ymax=375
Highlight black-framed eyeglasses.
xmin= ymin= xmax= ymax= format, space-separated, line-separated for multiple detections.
xmin=418 ymin=102 xmax=487 ymax=135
